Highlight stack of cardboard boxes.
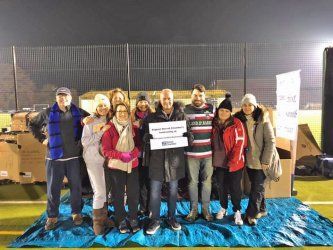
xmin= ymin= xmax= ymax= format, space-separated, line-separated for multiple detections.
xmin=0 ymin=112 xmax=46 ymax=183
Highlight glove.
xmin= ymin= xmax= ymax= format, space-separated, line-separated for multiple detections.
xmin=183 ymin=132 xmax=190 ymax=137
xmin=120 ymin=152 xmax=132 ymax=163
xmin=143 ymin=133 xmax=153 ymax=143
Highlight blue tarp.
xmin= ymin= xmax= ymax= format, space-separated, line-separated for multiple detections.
xmin=9 ymin=195 xmax=333 ymax=248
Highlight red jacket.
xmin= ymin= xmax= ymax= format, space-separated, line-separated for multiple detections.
xmin=101 ymin=121 xmax=140 ymax=169
xmin=212 ymin=117 xmax=247 ymax=172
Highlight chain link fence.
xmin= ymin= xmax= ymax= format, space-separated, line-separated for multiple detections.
xmin=0 ymin=42 xmax=330 ymax=145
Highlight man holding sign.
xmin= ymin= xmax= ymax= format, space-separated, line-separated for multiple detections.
xmin=142 ymin=89 xmax=193 ymax=235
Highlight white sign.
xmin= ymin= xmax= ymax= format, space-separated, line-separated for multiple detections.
xmin=276 ymin=70 xmax=301 ymax=140
xmin=149 ymin=120 xmax=187 ymax=139
xmin=149 ymin=120 xmax=188 ymax=150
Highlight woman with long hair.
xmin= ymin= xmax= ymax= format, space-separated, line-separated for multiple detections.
xmin=101 ymin=102 xmax=140 ymax=233
xmin=234 ymin=93 xmax=275 ymax=225
xmin=81 ymin=94 xmax=113 ymax=235
xmin=212 ymin=93 xmax=247 ymax=225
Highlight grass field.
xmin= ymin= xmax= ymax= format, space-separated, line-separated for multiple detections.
xmin=0 ymin=176 xmax=332 ymax=249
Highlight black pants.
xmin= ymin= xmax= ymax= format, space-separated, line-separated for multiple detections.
xmin=215 ymin=167 xmax=243 ymax=212
xmin=246 ymin=167 xmax=266 ymax=218
xmin=138 ymin=158 xmax=150 ymax=212
xmin=108 ymin=168 xmax=139 ymax=224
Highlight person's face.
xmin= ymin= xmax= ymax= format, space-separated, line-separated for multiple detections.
xmin=242 ymin=103 xmax=255 ymax=115
xmin=96 ymin=103 xmax=110 ymax=116
xmin=137 ymin=100 xmax=149 ymax=112
xmin=115 ymin=105 xmax=129 ymax=122
xmin=160 ymin=91 xmax=174 ymax=113
xmin=56 ymin=94 xmax=72 ymax=108
xmin=112 ymin=92 xmax=124 ymax=107
xmin=191 ymin=89 xmax=206 ymax=107
xmin=218 ymin=108 xmax=231 ymax=122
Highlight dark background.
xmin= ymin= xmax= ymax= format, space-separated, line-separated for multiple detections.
xmin=1 ymin=0 xmax=333 ymax=46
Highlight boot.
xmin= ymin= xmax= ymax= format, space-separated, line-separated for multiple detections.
xmin=93 ymin=208 xmax=106 ymax=235
xmin=103 ymin=203 xmax=115 ymax=228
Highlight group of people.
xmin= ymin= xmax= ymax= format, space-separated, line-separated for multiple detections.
xmin=29 ymin=84 xmax=276 ymax=236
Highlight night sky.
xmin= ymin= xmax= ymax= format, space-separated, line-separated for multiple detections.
xmin=1 ymin=0 xmax=333 ymax=46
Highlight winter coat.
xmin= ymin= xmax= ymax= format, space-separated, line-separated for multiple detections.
xmin=101 ymin=121 xmax=140 ymax=170
xmin=212 ymin=117 xmax=247 ymax=172
xmin=142 ymin=102 xmax=193 ymax=182
xmin=234 ymin=106 xmax=275 ymax=166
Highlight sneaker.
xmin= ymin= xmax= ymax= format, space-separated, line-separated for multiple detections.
xmin=255 ymin=210 xmax=268 ymax=219
xmin=234 ymin=210 xmax=243 ymax=226
xmin=202 ymin=207 xmax=214 ymax=222
xmin=118 ymin=219 xmax=130 ymax=234
xmin=246 ymin=216 xmax=257 ymax=225
xmin=146 ymin=219 xmax=161 ymax=235
xmin=167 ymin=217 xmax=181 ymax=231
xmin=185 ymin=209 xmax=198 ymax=222
xmin=216 ymin=208 xmax=227 ymax=220
xmin=72 ymin=214 xmax=83 ymax=226
xmin=129 ymin=219 xmax=141 ymax=233
xmin=44 ymin=217 xmax=58 ymax=230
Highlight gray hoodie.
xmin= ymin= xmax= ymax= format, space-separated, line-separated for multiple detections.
xmin=81 ymin=114 xmax=107 ymax=165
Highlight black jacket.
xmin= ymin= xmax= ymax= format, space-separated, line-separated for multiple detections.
xmin=142 ymin=102 xmax=193 ymax=182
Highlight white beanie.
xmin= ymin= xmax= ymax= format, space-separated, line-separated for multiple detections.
xmin=93 ymin=94 xmax=111 ymax=111
xmin=241 ymin=93 xmax=258 ymax=107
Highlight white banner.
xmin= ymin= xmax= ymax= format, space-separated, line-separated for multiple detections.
xmin=149 ymin=120 xmax=188 ymax=150
xmin=276 ymin=70 xmax=301 ymax=140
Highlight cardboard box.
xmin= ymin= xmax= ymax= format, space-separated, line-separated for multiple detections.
xmin=11 ymin=111 xmax=39 ymax=132
xmin=0 ymin=133 xmax=46 ymax=183
xmin=296 ymin=124 xmax=321 ymax=160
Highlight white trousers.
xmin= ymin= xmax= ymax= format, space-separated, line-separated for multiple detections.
xmin=86 ymin=161 xmax=107 ymax=209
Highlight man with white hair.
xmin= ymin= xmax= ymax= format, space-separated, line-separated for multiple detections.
xmin=142 ymin=89 xmax=193 ymax=235
xmin=29 ymin=87 xmax=90 ymax=230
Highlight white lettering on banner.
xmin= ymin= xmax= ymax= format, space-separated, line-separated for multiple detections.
xmin=276 ymin=70 xmax=301 ymax=140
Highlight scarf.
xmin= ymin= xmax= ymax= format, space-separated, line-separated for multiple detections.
xmin=108 ymin=116 xmax=135 ymax=173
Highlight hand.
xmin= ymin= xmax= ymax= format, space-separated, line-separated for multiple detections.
xmin=101 ymin=124 xmax=111 ymax=132
xmin=120 ymin=152 xmax=132 ymax=163
xmin=42 ymin=138 xmax=48 ymax=146
xmin=133 ymin=121 xmax=140 ymax=128
xmin=143 ymin=133 xmax=153 ymax=143
xmin=83 ymin=116 xmax=94 ymax=125
xmin=261 ymin=163 xmax=269 ymax=171
xmin=183 ymin=132 xmax=190 ymax=137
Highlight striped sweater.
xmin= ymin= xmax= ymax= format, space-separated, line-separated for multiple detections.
xmin=184 ymin=103 xmax=214 ymax=159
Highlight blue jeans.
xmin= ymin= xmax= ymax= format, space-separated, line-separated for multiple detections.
xmin=186 ymin=157 xmax=213 ymax=209
xmin=150 ymin=179 xmax=178 ymax=219
xmin=46 ymin=158 xmax=82 ymax=218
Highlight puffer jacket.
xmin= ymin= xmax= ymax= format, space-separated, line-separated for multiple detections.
xmin=142 ymin=102 xmax=193 ymax=182
xmin=211 ymin=116 xmax=247 ymax=172
xmin=234 ymin=105 xmax=275 ymax=166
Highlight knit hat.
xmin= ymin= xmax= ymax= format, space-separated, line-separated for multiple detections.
xmin=93 ymin=94 xmax=111 ymax=111
xmin=136 ymin=91 xmax=150 ymax=105
xmin=241 ymin=93 xmax=258 ymax=107
xmin=218 ymin=93 xmax=232 ymax=112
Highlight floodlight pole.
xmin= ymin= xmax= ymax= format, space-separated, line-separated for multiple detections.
xmin=126 ymin=43 xmax=131 ymax=101
xmin=243 ymin=43 xmax=247 ymax=95
xmin=12 ymin=46 xmax=19 ymax=111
